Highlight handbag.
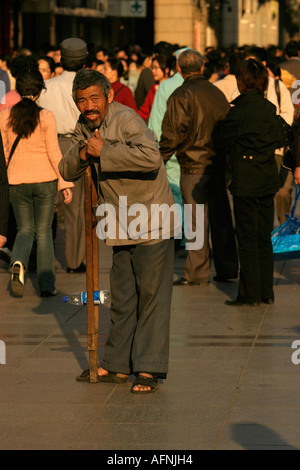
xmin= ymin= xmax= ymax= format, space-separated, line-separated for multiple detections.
xmin=281 ymin=148 xmax=296 ymax=172
xmin=272 ymin=185 xmax=300 ymax=259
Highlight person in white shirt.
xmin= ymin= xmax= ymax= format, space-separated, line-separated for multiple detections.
xmin=214 ymin=52 xmax=243 ymax=103
xmin=38 ymin=38 xmax=87 ymax=273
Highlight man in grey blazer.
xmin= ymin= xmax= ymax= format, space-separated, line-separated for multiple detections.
xmin=59 ymin=69 xmax=181 ymax=394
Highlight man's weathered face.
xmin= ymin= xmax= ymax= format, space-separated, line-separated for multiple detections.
xmin=75 ymin=85 xmax=113 ymax=129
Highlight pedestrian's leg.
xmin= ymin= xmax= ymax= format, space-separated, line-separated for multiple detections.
xmin=181 ymin=174 xmax=210 ymax=283
xmin=233 ymin=196 xmax=261 ymax=303
xmin=208 ymin=172 xmax=238 ymax=280
xmin=131 ymin=239 xmax=174 ymax=377
xmin=275 ymin=172 xmax=293 ymax=225
xmin=258 ymin=195 xmax=275 ymax=303
xmin=58 ymin=136 xmax=86 ymax=271
xmin=9 ymin=184 xmax=35 ymax=270
xmin=33 ymin=181 xmax=57 ymax=293
xmin=63 ymin=177 xmax=86 ymax=270
xmin=274 ymin=153 xmax=293 ymax=225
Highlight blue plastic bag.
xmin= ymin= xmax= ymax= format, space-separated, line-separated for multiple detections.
xmin=272 ymin=186 xmax=300 ymax=260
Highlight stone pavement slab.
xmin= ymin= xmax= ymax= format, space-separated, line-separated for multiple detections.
xmin=1 ymin=212 xmax=300 ymax=451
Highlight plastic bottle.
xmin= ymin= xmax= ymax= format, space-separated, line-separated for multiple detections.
xmin=62 ymin=290 xmax=111 ymax=305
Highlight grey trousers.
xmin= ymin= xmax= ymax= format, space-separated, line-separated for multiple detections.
xmin=58 ymin=136 xmax=86 ymax=269
xmin=180 ymin=173 xmax=210 ymax=283
xmin=101 ymin=239 xmax=174 ymax=378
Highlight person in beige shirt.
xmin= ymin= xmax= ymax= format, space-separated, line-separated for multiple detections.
xmin=0 ymin=70 xmax=73 ymax=298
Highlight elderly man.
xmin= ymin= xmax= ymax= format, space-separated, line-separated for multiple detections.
xmin=59 ymin=69 xmax=180 ymax=394
xmin=160 ymin=49 xmax=238 ymax=286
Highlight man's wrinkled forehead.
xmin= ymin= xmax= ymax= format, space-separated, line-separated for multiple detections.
xmin=75 ymin=85 xmax=103 ymax=100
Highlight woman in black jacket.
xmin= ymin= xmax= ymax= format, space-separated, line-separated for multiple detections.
xmin=213 ymin=59 xmax=289 ymax=306
xmin=0 ymin=131 xmax=9 ymax=249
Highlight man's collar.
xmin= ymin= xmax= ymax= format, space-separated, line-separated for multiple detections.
xmin=184 ymin=73 xmax=204 ymax=81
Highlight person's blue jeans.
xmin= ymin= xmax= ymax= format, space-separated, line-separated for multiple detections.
xmin=9 ymin=181 xmax=57 ymax=291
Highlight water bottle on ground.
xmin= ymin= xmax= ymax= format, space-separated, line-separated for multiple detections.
xmin=62 ymin=290 xmax=111 ymax=305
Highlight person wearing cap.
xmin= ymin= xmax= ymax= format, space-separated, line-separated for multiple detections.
xmin=38 ymin=38 xmax=88 ymax=274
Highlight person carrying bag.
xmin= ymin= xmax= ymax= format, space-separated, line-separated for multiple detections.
xmin=0 ymin=70 xmax=73 ymax=297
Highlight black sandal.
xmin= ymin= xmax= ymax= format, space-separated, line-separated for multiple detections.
xmin=76 ymin=369 xmax=128 ymax=383
xmin=131 ymin=375 xmax=159 ymax=394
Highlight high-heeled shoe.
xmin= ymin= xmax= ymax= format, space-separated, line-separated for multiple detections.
xmin=10 ymin=261 xmax=25 ymax=297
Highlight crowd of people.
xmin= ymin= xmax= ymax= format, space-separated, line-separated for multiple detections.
xmin=1 ymin=37 xmax=300 ymax=393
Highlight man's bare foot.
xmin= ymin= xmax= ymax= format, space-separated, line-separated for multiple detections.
xmin=97 ymin=367 xmax=128 ymax=379
xmin=131 ymin=372 xmax=159 ymax=393
xmin=132 ymin=373 xmax=152 ymax=392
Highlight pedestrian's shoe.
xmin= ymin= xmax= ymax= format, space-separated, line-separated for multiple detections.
xmin=173 ymin=277 xmax=200 ymax=286
xmin=67 ymin=263 xmax=86 ymax=274
xmin=262 ymin=298 xmax=274 ymax=305
xmin=213 ymin=276 xmax=231 ymax=282
xmin=40 ymin=289 xmax=58 ymax=298
xmin=225 ymin=298 xmax=259 ymax=307
xmin=10 ymin=261 xmax=25 ymax=297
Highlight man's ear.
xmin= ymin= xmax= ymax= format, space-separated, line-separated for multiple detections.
xmin=108 ymin=88 xmax=114 ymax=103
xmin=201 ymin=64 xmax=205 ymax=74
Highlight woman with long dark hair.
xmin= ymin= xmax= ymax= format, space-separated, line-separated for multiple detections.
xmin=0 ymin=70 xmax=73 ymax=297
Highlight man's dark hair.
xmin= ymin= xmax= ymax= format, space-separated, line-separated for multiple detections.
xmin=244 ymin=46 xmax=268 ymax=64
xmin=285 ymin=40 xmax=299 ymax=58
xmin=72 ymin=68 xmax=111 ymax=101
xmin=85 ymin=54 xmax=97 ymax=69
xmin=10 ymin=55 xmax=38 ymax=78
xmin=236 ymin=59 xmax=268 ymax=94
xmin=95 ymin=46 xmax=110 ymax=57
xmin=154 ymin=41 xmax=173 ymax=57
xmin=267 ymin=60 xmax=281 ymax=79
xmin=228 ymin=51 xmax=244 ymax=75
xmin=177 ymin=49 xmax=204 ymax=76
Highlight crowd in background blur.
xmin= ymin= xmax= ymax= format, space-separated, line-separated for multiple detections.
xmin=1 ymin=39 xmax=300 ymax=116
xmin=0 ymin=37 xmax=300 ymax=299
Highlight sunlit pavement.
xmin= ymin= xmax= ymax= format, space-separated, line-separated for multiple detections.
xmin=0 ymin=191 xmax=300 ymax=451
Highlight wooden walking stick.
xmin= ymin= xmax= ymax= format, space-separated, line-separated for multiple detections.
xmin=84 ymin=165 xmax=99 ymax=383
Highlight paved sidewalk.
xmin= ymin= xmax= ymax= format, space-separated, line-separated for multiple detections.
xmin=0 ymin=206 xmax=300 ymax=450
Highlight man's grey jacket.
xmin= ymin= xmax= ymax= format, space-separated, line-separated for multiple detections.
xmin=58 ymin=101 xmax=181 ymax=246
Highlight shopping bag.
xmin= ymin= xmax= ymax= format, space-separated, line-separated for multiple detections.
xmin=272 ymin=186 xmax=300 ymax=260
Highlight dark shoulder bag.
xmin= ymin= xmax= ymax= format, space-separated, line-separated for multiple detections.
xmin=6 ymin=135 xmax=22 ymax=168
